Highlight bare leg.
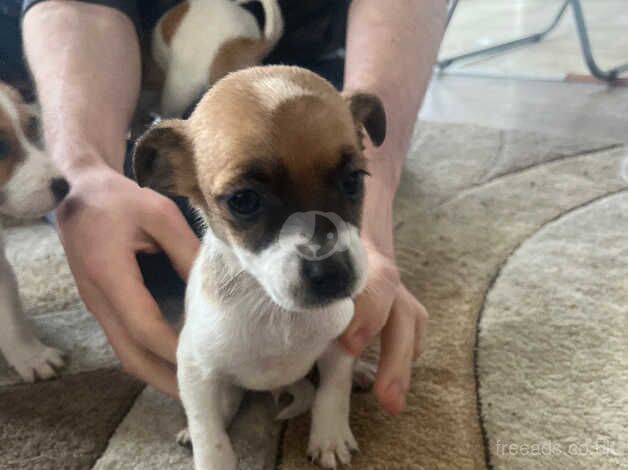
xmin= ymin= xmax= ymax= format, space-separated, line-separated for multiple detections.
xmin=22 ymin=1 xmax=140 ymax=175
xmin=22 ymin=2 xmax=191 ymax=397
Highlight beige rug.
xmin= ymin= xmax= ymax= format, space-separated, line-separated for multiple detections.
xmin=281 ymin=123 xmax=628 ymax=469
xmin=1 ymin=121 xmax=626 ymax=469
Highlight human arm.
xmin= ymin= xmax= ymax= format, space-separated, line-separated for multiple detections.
xmin=340 ymin=0 xmax=446 ymax=413
xmin=22 ymin=1 xmax=199 ymax=396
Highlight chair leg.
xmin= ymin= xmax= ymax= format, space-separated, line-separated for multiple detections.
xmin=437 ymin=0 xmax=570 ymax=70
xmin=437 ymin=0 xmax=628 ymax=82
xmin=570 ymin=0 xmax=628 ymax=82
xmin=445 ymin=0 xmax=460 ymax=29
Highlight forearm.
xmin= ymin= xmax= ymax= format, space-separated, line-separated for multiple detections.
xmin=22 ymin=1 xmax=141 ymax=179
xmin=344 ymin=0 xmax=446 ymax=254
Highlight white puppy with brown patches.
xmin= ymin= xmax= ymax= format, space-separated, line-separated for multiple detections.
xmin=133 ymin=66 xmax=386 ymax=469
xmin=152 ymin=0 xmax=283 ymax=117
xmin=0 ymin=82 xmax=69 ymax=381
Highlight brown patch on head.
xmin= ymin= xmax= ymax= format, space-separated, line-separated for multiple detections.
xmin=184 ymin=66 xmax=377 ymax=251
xmin=134 ymin=66 xmax=386 ymax=253
xmin=271 ymin=94 xmax=364 ymax=200
xmin=0 ymin=82 xmax=28 ymax=187
xmin=160 ymin=1 xmax=190 ymax=45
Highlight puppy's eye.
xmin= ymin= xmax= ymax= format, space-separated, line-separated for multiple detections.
xmin=0 ymin=138 xmax=9 ymax=160
xmin=228 ymin=189 xmax=261 ymax=217
xmin=342 ymin=170 xmax=367 ymax=198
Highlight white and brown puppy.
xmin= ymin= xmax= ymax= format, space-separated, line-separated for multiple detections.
xmin=152 ymin=0 xmax=283 ymax=117
xmin=0 ymin=82 xmax=69 ymax=381
xmin=134 ymin=66 xmax=386 ymax=469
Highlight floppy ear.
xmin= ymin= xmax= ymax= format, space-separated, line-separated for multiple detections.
xmin=344 ymin=92 xmax=387 ymax=147
xmin=133 ymin=119 xmax=200 ymax=200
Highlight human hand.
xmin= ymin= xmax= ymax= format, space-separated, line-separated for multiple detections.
xmin=56 ymin=163 xmax=199 ymax=396
xmin=340 ymin=242 xmax=428 ymax=414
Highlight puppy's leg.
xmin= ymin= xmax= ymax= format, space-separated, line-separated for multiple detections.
xmin=0 ymin=251 xmax=64 ymax=382
xmin=308 ymin=343 xmax=358 ymax=469
xmin=178 ymin=364 xmax=242 ymax=470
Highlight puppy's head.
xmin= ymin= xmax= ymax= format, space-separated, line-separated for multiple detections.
xmin=0 ymin=82 xmax=69 ymax=218
xmin=134 ymin=66 xmax=386 ymax=310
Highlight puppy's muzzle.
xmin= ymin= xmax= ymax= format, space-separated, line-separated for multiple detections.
xmin=300 ymin=251 xmax=355 ymax=304
xmin=50 ymin=177 xmax=70 ymax=203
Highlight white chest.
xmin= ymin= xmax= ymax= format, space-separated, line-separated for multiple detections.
xmin=178 ymin=252 xmax=354 ymax=391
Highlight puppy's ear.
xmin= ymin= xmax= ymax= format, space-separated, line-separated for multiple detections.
xmin=344 ymin=92 xmax=386 ymax=147
xmin=133 ymin=120 xmax=200 ymax=200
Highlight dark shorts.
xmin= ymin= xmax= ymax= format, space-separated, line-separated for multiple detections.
xmin=17 ymin=0 xmax=349 ymax=88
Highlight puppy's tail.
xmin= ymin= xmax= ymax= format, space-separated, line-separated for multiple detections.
xmin=258 ymin=0 xmax=284 ymax=50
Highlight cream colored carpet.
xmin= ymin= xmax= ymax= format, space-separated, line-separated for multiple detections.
xmin=1 ymin=121 xmax=626 ymax=469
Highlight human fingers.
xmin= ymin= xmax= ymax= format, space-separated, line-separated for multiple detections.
xmin=91 ymin=248 xmax=179 ymax=364
xmin=140 ymin=191 xmax=200 ymax=281
xmin=340 ymin=254 xmax=399 ymax=356
xmin=80 ymin=280 xmax=179 ymax=397
xmin=374 ymin=290 xmax=416 ymax=415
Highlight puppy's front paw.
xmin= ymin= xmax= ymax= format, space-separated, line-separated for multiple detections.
xmin=7 ymin=343 xmax=65 ymax=382
xmin=307 ymin=422 xmax=358 ymax=468
xmin=176 ymin=428 xmax=192 ymax=449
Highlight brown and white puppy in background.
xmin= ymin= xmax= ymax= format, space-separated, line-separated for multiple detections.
xmin=133 ymin=66 xmax=386 ymax=470
xmin=151 ymin=0 xmax=283 ymax=117
xmin=0 ymin=82 xmax=69 ymax=381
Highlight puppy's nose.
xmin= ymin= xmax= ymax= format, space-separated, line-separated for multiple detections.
xmin=50 ymin=177 xmax=70 ymax=203
xmin=301 ymin=253 xmax=354 ymax=302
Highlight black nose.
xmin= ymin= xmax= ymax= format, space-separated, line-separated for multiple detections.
xmin=50 ymin=177 xmax=70 ymax=202
xmin=301 ymin=253 xmax=354 ymax=302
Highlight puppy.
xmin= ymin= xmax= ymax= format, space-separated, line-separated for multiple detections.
xmin=133 ymin=65 xmax=386 ymax=469
xmin=152 ymin=0 xmax=283 ymax=117
xmin=0 ymin=82 xmax=69 ymax=381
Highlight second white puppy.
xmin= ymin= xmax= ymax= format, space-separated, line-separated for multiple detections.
xmin=152 ymin=0 xmax=283 ymax=117
xmin=134 ymin=65 xmax=386 ymax=469
xmin=0 ymin=82 xmax=69 ymax=381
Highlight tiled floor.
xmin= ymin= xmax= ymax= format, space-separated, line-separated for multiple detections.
xmin=421 ymin=76 xmax=628 ymax=144
xmin=422 ymin=0 xmax=628 ymax=144
xmin=438 ymin=0 xmax=628 ymax=78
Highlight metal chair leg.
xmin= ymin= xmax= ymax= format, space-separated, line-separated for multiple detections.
xmin=437 ymin=0 xmax=570 ymax=70
xmin=436 ymin=0 xmax=627 ymax=82
xmin=570 ymin=0 xmax=628 ymax=81
xmin=445 ymin=0 xmax=460 ymax=28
